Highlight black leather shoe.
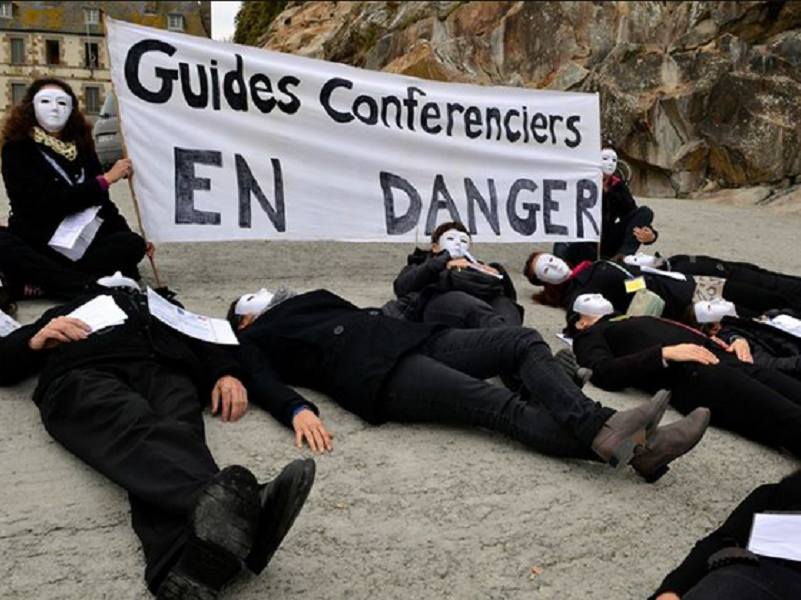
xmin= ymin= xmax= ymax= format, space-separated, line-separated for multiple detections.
xmin=246 ymin=459 xmax=316 ymax=575
xmin=157 ymin=465 xmax=261 ymax=599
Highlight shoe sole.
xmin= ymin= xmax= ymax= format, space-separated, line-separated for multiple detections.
xmin=246 ymin=459 xmax=316 ymax=574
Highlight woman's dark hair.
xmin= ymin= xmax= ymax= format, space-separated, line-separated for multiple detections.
xmin=226 ymin=299 xmax=243 ymax=332
xmin=1 ymin=78 xmax=96 ymax=158
xmin=431 ymin=221 xmax=470 ymax=244
xmin=523 ymin=251 xmax=568 ymax=307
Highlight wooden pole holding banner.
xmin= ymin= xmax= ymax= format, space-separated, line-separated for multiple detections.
xmin=101 ymin=14 xmax=163 ymax=288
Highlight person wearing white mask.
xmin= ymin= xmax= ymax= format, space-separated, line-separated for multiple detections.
xmin=553 ymin=146 xmax=659 ymax=267
xmin=228 ymin=287 xmax=709 ymax=482
xmin=1 ymin=78 xmax=151 ymax=297
xmin=387 ymin=221 xmax=523 ymax=329
xmin=569 ymin=300 xmax=801 ymax=458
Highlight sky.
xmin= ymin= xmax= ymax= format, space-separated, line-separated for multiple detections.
xmin=211 ymin=1 xmax=243 ymax=41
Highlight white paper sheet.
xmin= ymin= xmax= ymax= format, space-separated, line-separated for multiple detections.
xmin=555 ymin=333 xmax=573 ymax=347
xmin=767 ymin=314 xmax=801 ymax=339
xmin=67 ymin=295 xmax=128 ymax=333
xmin=748 ymin=513 xmax=801 ymax=562
xmin=640 ymin=266 xmax=688 ymax=281
xmin=0 ymin=309 xmax=21 ymax=337
xmin=49 ymin=206 xmax=103 ymax=261
xmin=146 ymin=288 xmax=238 ymax=345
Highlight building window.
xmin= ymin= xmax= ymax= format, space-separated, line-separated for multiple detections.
xmin=11 ymin=83 xmax=27 ymax=106
xmin=84 ymin=7 xmax=100 ymax=25
xmin=144 ymin=1 xmax=158 ymax=15
xmin=0 ymin=2 xmax=12 ymax=20
xmin=85 ymin=86 xmax=101 ymax=115
xmin=84 ymin=42 xmax=99 ymax=68
xmin=45 ymin=39 xmax=60 ymax=65
xmin=11 ymin=38 xmax=25 ymax=65
xmin=167 ymin=14 xmax=184 ymax=31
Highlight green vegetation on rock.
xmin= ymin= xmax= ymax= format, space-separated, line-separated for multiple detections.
xmin=234 ymin=0 xmax=289 ymax=46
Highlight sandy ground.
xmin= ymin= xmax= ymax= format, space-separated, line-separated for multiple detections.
xmin=0 ymin=184 xmax=798 ymax=600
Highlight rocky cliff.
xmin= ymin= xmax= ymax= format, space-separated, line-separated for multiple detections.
xmin=253 ymin=1 xmax=801 ymax=201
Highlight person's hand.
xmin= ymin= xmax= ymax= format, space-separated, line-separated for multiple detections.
xmin=446 ymin=258 xmax=472 ymax=271
xmin=211 ymin=376 xmax=248 ymax=422
xmin=145 ymin=242 xmax=155 ymax=258
xmin=28 ymin=316 xmax=92 ymax=351
xmin=103 ymin=158 xmax=133 ymax=185
xmin=633 ymin=226 xmax=656 ymax=244
xmin=293 ymin=408 xmax=334 ymax=453
xmin=663 ymin=344 xmax=720 ymax=365
xmin=655 ymin=593 xmax=681 ymax=600
xmin=728 ymin=338 xmax=753 ymax=363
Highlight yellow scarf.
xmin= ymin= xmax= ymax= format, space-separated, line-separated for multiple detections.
xmin=32 ymin=126 xmax=78 ymax=161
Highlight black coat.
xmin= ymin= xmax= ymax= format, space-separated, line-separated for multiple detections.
xmin=2 ymin=138 xmax=131 ymax=247
xmin=237 ymin=290 xmax=437 ymax=426
xmin=391 ymin=247 xmax=521 ymax=321
xmin=0 ymin=289 xmax=242 ymax=403
xmin=602 ymin=178 xmax=659 ymax=243
xmin=650 ymin=475 xmax=801 ymax=599
xmin=563 ymin=262 xmax=695 ymax=321
xmin=572 ymin=315 xmax=731 ymax=393
xmin=718 ymin=315 xmax=801 ymax=375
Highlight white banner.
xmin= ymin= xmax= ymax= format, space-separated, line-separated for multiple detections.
xmin=107 ymin=18 xmax=602 ymax=243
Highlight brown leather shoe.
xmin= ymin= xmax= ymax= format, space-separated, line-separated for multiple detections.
xmin=591 ymin=390 xmax=672 ymax=467
xmin=631 ymin=407 xmax=711 ymax=483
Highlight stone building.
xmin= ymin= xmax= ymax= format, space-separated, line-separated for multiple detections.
xmin=0 ymin=1 xmax=211 ymax=124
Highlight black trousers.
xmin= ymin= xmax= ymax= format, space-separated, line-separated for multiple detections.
xmin=43 ymin=223 xmax=147 ymax=281
xmin=684 ymin=560 xmax=801 ymax=600
xmin=0 ymin=228 xmax=94 ymax=299
xmin=38 ymin=360 xmax=219 ymax=593
xmin=379 ymin=327 xmax=612 ymax=459
xmin=553 ymin=206 xmax=655 ymax=265
xmin=671 ymin=361 xmax=801 ymax=456
xmin=422 ymin=291 xmax=523 ymax=329
xmin=721 ymin=279 xmax=793 ymax=319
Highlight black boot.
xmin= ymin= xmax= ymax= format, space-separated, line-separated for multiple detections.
xmin=246 ymin=459 xmax=316 ymax=575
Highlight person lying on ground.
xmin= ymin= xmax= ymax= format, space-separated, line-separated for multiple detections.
xmin=228 ymin=287 xmax=710 ymax=483
xmin=385 ymin=221 xmax=523 ymax=329
xmin=0 ymin=284 xmax=315 ymax=599
xmin=650 ymin=468 xmax=801 ymax=600
xmin=568 ymin=294 xmax=801 ymax=457
xmin=552 ymin=147 xmax=658 ymax=266
xmin=1 ymin=77 xmax=152 ymax=288
xmin=524 ymin=251 xmax=794 ymax=322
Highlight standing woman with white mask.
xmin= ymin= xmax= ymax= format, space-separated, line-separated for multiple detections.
xmin=553 ymin=146 xmax=659 ymax=267
xmin=0 ymin=78 xmax=149 ymax=294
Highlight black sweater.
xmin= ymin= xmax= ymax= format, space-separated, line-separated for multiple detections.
xmin=650 ymin=476 xmax=801 ymax=598
xmin=0 ymin=289 xmax=242 ymax=403
xmin=2 ymin=138 xmax=131 ymax=247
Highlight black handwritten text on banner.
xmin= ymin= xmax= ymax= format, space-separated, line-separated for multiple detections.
xmin=107 ymin=18 xmax=602 ymax=243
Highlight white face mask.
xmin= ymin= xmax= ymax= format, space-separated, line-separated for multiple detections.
xmin=97 ymin=271 xmax=140 ymax=290
xmin=534 ymin=253 xmax=571 ymax=285
xmin=437 ymin=228 xmax=471 ymax=259
xmin=623 ymin=253 xmax=660 ymax=268
xmin=694 ymin=299 xmax=737 ymax=324
xmin=235 ymin=288 xmax=274 ymax=317
xmin=601 ymin=148 xmax=618 ymax=177
xmin=573 ymin=293 xmax=615 ymax=317
xmin=33 ymin=88 xmax=73 ymax=134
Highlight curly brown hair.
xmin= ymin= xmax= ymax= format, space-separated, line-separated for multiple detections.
xmin=1 ymin=78 xmax=96 ymax=158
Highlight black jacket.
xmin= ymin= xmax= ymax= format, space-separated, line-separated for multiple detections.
xmin=718 ymin=315 xmax=801 ymax=375
xmin=2 ymin=139 xmax=131 ymax=247
xmin=650 ymin=475 xmax=801 ymax=599
xmin=602 ymin=178 xmax=658 ymax=243
xmin=572 ymin=315 xmax=732 ymax=393
xmin=563 ymin=262 xmax=695 ymax=321
xmin=0 ymin=289 xmax=242 ymax=403
xmin=237 ymin=290 xmax=437 ymax=426
xmin=391 ymin=247 xmax=520 ymax=321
